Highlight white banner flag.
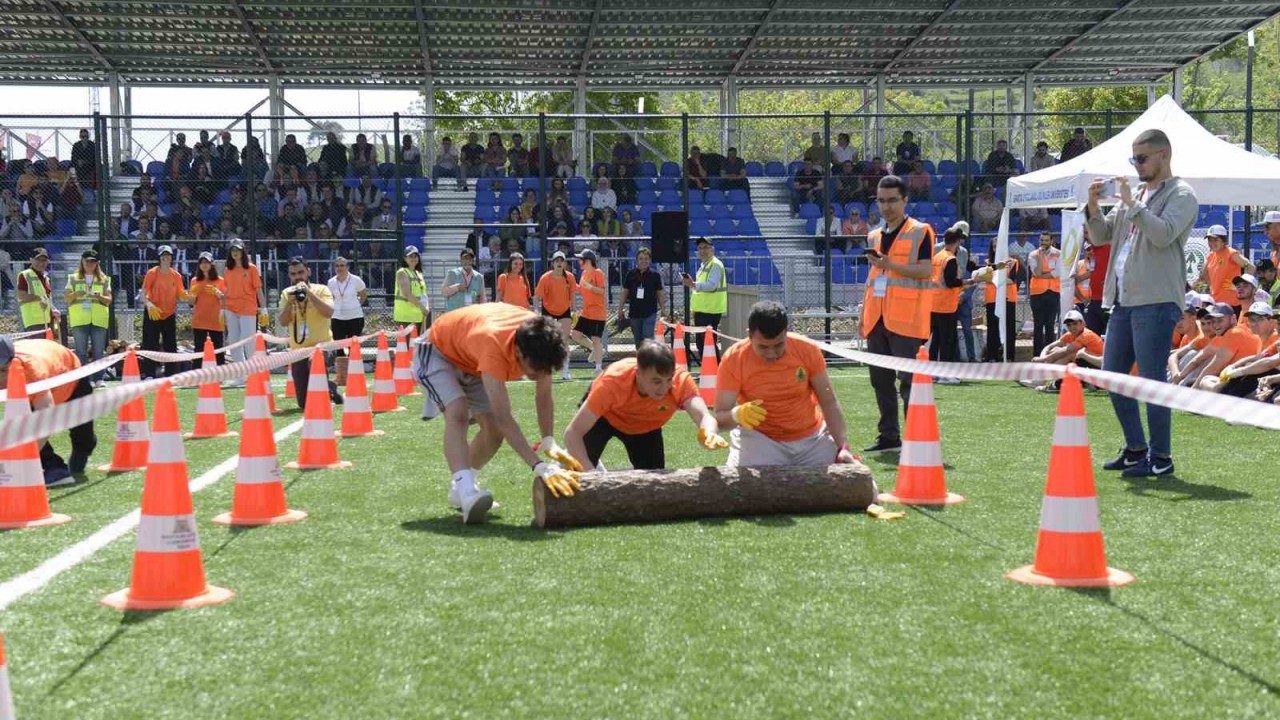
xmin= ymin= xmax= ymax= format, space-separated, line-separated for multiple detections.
xmin=1059 ymin=208 xmax=1086 ymax=325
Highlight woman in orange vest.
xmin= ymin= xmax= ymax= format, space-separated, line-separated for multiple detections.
xmin=141 ymin=245 xmax=190 ymax=379
xmin=1073 ymin=245 xmax=1093 ymax=310
xmin=1027 ymin=231 xmax=1062 ymax=357
xmin=0 ymin=337 xmax=95 ymax=487
xmin=1197 ymin=225 xmax=1253 ymax=312
xmin=980 ymin=257 xmax=1019 ymax=362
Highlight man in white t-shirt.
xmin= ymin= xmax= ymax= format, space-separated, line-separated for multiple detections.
xmin=326 ymin=256 xmax=368 ymax=340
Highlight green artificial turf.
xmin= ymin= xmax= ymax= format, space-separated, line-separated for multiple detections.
xmin=1 ymin=370 xmax=1278 ymax=719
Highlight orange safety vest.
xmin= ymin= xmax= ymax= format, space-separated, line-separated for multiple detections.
xmin=1028 ymin=248 xmax=1060 ymax=296
xmin=1074 ymin=259 xmax=1090 ymax=304
xmin=1205 ymin=247 xmax=1240 ymax=306
xmin=983 ymin=259 xmax=1019 ymax=305
xmin=861 ymin=217 xmax=933 ymax=340
xmin=930 ymin=248 xmax=961 ymax=314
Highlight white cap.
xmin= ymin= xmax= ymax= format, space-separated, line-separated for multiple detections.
xmin=1184 ymin=290 xmax=1204 ymax=309
xmin=1256 ymin=289 xmax=1271 ymax=304
xmin=1063 ymin=309 xmax=1085 ymax=323
xmin=1246 ymin=301 xmax=1274 ymax=318
xmin=947 ymin=220 xmax=970 ymax=237
xmin=1263 ymin=210 xmax=1280 ymax=224
xmin=1233 ymin=273 xmax=1258 ymax=288
xmin=1198 ymin=292 xmax=1215 ymax=307
xmin=1206 ymin=224 xmax=1228 ymax=238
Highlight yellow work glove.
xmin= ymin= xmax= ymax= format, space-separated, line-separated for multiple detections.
xmin=698 ymin=427 xmax=729 ymax=450
xmin=540 ymin=436 xmax=584 ymax=472
xmin=535 ymin=461 xmax=582 ymax=498
xmin=146 ymin=305 xmax=161 ymax=321
xmin=258 ymin=309 xmax=270 ymax=327
xmin=1219 ymin=369 xmax=1235 ymax=383
xmin=866 ymin=504 xmax=906 ymax=521
xmin=731 ymin=400 xmax=767 ymax=431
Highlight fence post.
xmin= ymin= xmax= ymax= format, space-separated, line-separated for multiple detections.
xmin=393 ymin=112 xmax=402 ymax=250
xmin=681 ymin=112 xmax=690 ymax=324
xmin=245 ymin=113 xmax=256 ymax=254
xmin=961 ymin=109 xmax=973 ymax=223
xmin=823 ymin=110 xmax=833 ymax=337
xmin=1104 ymin=109 xmax=1113 ymax=140
xmin=538 ymin=112 xmax=549 ymax=263
xmin=92 ymin=111 xmax=107 ymax=263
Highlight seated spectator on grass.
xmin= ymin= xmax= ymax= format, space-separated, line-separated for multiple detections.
xmin=507 ymin=134 xmax=530 ymax=177
xmin=983 ymin=140 xmax=1019 ymax=187
xmin=552 ymin=136 xmax=575 ymax=178
xmin=399 ymin=134 xmax=422 ymax=177
xmin=720 ymin=147 xmax=749 ymax=197
xmin=433 ymin=136 xmax=465 ymax=190
xmin=278 ymin=134 xmax=308 ymax=172
xmin=1060 ymin=127 xmax=1092 ymax=163
xmin=906 ymin=160 xmax=931 ymax=201
xmin=686 ymin=146 xmax=710 ymax=191
xmin=350 ymin=133 xmax=376 ymax=177
xmin=1256 ymin=259 xmax=1280 ymax=304
xmin=612 ymin=134 xmax=640 ymax=174
xmin=460 ymin=132 xmax=485 ymax=179
xmin=894 ymin=131 xmax=920 ymax=174
xmin=832 ymin=133 xmax=858 ymax=167
xmin=1200 ymin=302 xmax=1278 ymax=396
xmin=482 ymin=133 xmax=506 ymax=177
xmin=1176 ymin=303 xmax=1260 ymax=390
xmin=591 ymin=177 xmax=618 ymax=212
xmin=1026 ymin=310 xmax=1103 ymax=392
xmin=791 ymin=160 xmax=823 ymax=215
xmin=1029 ymin=141 xmax=1055 ymax=172
xmin=971 ymin=184 xmax=1003 ymax=233
xmin=319 ymin=132 xmax=347 ymax=179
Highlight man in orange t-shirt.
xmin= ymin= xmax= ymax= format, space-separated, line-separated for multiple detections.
xmin=714 ymin=301 xmax=858 ymax=467
xmin=569 ymin=249 xmax=608 ymax=374
xmin=1191 ymin=303 xmax=1261 ymax=392
xmin=563 ymin=341 xmax=724 ymax=470
xmin=0 ymin=337 xmax=96 ymax=486
xmin=1026 ymin=309 xmax=1103 ymax=392
xmin=416 ymin=302 xmax=579 ymax=524
xmin=1209 ymin=302 xmax=1280 ymax=397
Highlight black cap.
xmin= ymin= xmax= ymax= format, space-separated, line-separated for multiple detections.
xmin=1256 ymin=259 xmax=1276 ymax=274
xmin=1073 ymin=127 xmax=1085 ymax=134
xmin=32 ymin=247 xmax=48 ymax=259
xmin=81 ymin=249 xmax=99 ymax=260
xmin=696 ymin=236 xmax=713 ymax=247
xmin=575 ymin=249 xmax=598 ymax=263
xmin=459 ymin=246 xmax=475 ymax=258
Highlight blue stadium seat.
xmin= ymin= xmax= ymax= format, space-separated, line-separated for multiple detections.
xmin=377 ymin=163 xmax=395 ymax=178
xmin=566 ymin=177 xmax=588 ymax=192
xmin=729 ymin=204 xmax=753 ymax=220
xmin=922 ymin=160 xmax=937 ymax=174
xmin=406 ymin=190 xmax=428 ymax=206
xmin=638 ymin=162 xmax=657 ymax=177
xmin=55 ymin=218 xmax=77 ymax=238
xmin=658 ymin=189 xmax=682 ymax=206
xmin=404 ymin=206 xmax=427 ymax=223
xmin=146 ymin=161 xmax=166 ymax=178
xmin=804 ymin=217 xmax=818 ymax=235
xmin=122 ymin=160 xmax=143 ymax=176
xmin=913 ymin=201 xmax=936 ymax=216
xmin=738 ymin=218 xmax=761 ymax=235
xmin=688 ymin=189 xmax=704 ymax=205
xmin=216 ymin=189 xmax=232 ymax=205
xmin=937 ymin=201 xmax=957 ymax=217
xmin=688 ymin=204 xmax=708 ymax=219
xmin=690 ymin=218 xmax=712 ymax=236
xmin=704 ymin=189 xmax=726 ymax=205
xmin=727 ymin=189 xmax=749 ymax=204
xmin=797 ymin=203 xmax=822 ymax=220
xmin=660 ymin=162 xmax=681 ymax=177
xmin=475 ymin=190 xmax=495 ymax=205
xmin=745 ymin=162 xmax=763 ymax=177
xmin=764 ymin=161 xmax=786 ymax=177
xmin=1205 ymin=212 xmax=1228 ymax=228
xmin=710 ymin=218 xmax=737 ymax=235
xmin=500 ymin=177 xmax=521 ymax=190
xmin=708 ymin=204 xmax=730 ymax=219
xmin=569 ymin=190 xmax=589 ymax=207
xmin=634 ymin=177 xmax=655 ymax=192
xmin=655 ymin=177 xmax=677 ymax=191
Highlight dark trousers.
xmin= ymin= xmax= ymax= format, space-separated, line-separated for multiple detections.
xmin=865 ymin=319 xmax=924 ymax=444
xmin=583 ymin=416 xmax=664 ymax=470
xmin=192 ymin=328 xmax=225 ymax=365
xmin=689 ymin=311 xmax=723 ymax=365
xmin=290 ymin=355 xmax=339 ymax=410
xmin=141 ymin=313 xmax=177 ymax=378
xmin=1221 ymin=374 xmax=1264 ymax=398
xmin=1084 ymin=299 xmax=1109 ymax=336
xmin=929 ymin=311 xmax=958 ymax=362
xmin=40 ymin=378 xmax=96 ymax=473
xmin=984 ymin=302 xmax=1018 ymax=362
xmin=332 ymin=317 xmax=365 ymax=341
xmin=1031 ymin=291 xmax=1060 ymax=357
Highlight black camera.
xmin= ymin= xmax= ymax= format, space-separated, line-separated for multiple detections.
xmin=292 ymin=288 xmax=308 ymax=302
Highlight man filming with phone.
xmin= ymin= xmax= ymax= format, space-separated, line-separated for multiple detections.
xmin=1085 ymin=129 xmax=1198 ymax=479
xmin=278 ymin=256 xmax=343 ymax=409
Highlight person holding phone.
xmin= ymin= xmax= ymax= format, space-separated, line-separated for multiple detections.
xmin=1085 ymin=128 xmax=1198 ymax=479
xmin=682 ymin=237 xmax=727 ymax=367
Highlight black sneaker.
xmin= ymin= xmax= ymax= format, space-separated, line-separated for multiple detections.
xmin=1102 ymin=448 xmax=1146 ymax=471
xmin=329 ymin=387 xmax=345 ymax=406
xmin=44 ymin=467 xmax=75 ymax=488
xmin=863 ymin=438 xmax=902 ymax=453
xmin=1122 ymin=456 xmax=1175 ymax=478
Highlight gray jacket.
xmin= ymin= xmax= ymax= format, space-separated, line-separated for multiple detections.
xmin=1085 ymin=176 xmax=1197 ymax=309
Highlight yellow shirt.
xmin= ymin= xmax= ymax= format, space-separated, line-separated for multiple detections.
xmin=280 ymin=283 xmax=334 ymax=349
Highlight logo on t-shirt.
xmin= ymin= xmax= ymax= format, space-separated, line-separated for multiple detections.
xmin=795 ymin=367 xmax=807 ymax=383
xmin=658 ymin=404 xmax=669 ymax=412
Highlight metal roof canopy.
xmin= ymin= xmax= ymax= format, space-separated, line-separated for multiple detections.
xmin=1 ymin=0 xmax=1277 ymax=89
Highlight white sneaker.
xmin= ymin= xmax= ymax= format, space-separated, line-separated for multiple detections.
xmin=935 ymin=376 xmax=961 ymax=385
xmin=561 ymin=370 xmax=572 ymax=381
xmin=458 ymin=486 xmax=494 ymax=524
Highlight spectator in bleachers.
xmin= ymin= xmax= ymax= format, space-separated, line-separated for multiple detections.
xmin=319 ymin=131 xmax=348 ymax=179
xmin=801 ymin=132 xmax=828 ymax=167
xmin=187 ymin=220 xmax=209 ymax=244
xmin=166 ymin=133 xmax=193 ymax=168
xmin=463 ymin=217 xmax=489 ymax=256
xmin=686 ymin=146 xmax=710 ymax=192
xmin=1028 ymin=231 xmax=1062 ymax=357
xmin=270 ymin=161 xmax=302 ymax=198
xmin=155 ymin=219 xmax=175 ymax=245
xmin=255 ymin=181 xmax=278 ymax=218
xmin=833 ymin=160 xmax=861 ymax=205
xmin=242 ymin=138 xmax=269 ymax=181
xmin=71 ymin=129 xmax=96 ymax=186
xmin=339 ymin=203 xmax=369 ymax=240
xmin=276 ymin=187 xmax=302 ymax=217
xmin=479 ymin=235 xmax=502 ymax=291
xmin=306 ymin=202 xmax=333 ymax=239
xmin=22 ymin=188 xmax=55 ymax=239
xmin=971 ymin=183 xmax=1003 ymax=233
xmin=790 ymin=160 xmax=823 ymax=216
xmin=591 ymin=177 xmax=618 ymax=212
xmin=460 ymin=132 xmax=485 ymax=180
xmin=213 ymin=216 xmax=238 ymax=242
xmin=482 ymin=133 xmax=506 ymax=177
xmin=518 ymin=189 xmax=541 ymax=226
xmin=545 ymin=205 xmax=572 ymax=238
xmin=507 ymin=133 xmax=530 ymax=177
xmin=278 ymin=134 xmax=307 ymax=172
xmin=862 ymin=156 xmax=888 ymax=194
xmin=214 ymin=131 xmax=240 ymax=178
xmin=574 ymin=221 xmax=598 ymax=252
xmin=0 ymin=189 xmax=12 ymax=219
xmin=983 ymin=140 xmax=1019 ymax=187
xmin=107 ymin=202 xmax=136 ymax=242
xmin=192 ymin=130 xmax=213 ymax=157
xmin=813 ymin=205 xmax=845 ymax=259
xmin=720 ymin=147 xmax=749 ymax=198
xmin=1028 ymin=141 xmax=1055 ymax=172
xmin=0 ymin=204 xmax=33 ymax=243
xmin=894 ymin=131 xmax=921 ymax=175
xmin=500 ymin=207 xmax=530 ymax=254
xmin=318 ymin=184 xmax=345 ymax=226
xmin=548 ymin=177 xmax=569 ymax=209
xmin=552 ymin=136 xmax=575 ymax=178
xmin=349 ymin=174 xmax=383 ymax=211
xmin=371 ymin=198 xmax=395 ymax=232
xmin=399 ymin=134 xmax=422 ymax=177
xmin=612 ymin=134 xmax=640 ymax=175
xmin=350 ymin=133 xmax=376 ymax=177
xmin=1060 ymin=128 xmax=1092 ymax=162
xmin=906 ymin=160 xmax=931 ymax=201
xmin=613 ymin=163 xmax=637 ymax=205
xmin=832 ymin=133 xmax=858 ymax=167
xmin=582 ymin=206 xmax=599 ymax=231
xmin=432 ymin=136 xmax=464 ymax=189
xmin=17 ymin=164 xmax=40 ymax=199
xmin=1019 ymin=205 xmax=1050 ymax=233
xmin=597 ymin=207 xmax=622 ymax=238
xmin=841 ymin=207 xmax=869 ymax=244
xmin=275 ymin=202 xmax=302 ymax=243
xmin=621 ymin=208 xmax=643 ymax=237
xmin=1256 ymin=259 xmax=1280 ymax=304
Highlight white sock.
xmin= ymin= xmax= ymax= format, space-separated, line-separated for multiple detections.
xmin=452 ymin=469 xmax=476 ymax=493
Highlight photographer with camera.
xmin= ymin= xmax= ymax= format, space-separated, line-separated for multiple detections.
xmin=278 ymin=256 xmax=343 ymax=409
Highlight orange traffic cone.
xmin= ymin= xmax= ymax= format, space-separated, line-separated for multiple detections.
xmin=672 ymin=324 xmax=688 ymax=373
xmin=339 ymin=338 xmax=382 ymax=438
xmin=878 ymin=347 xmax=964 ymax=505
xmin=184 ymin=338 xmax=237 ymax=439
xmin=101 ymin=383 xmax=234 ymax=610
xmin=697 ymin=328 xmax=718 ymax=406
xmin=1008 ymin=368 xmax=1134 ymax=587
xmin=213 ymin=372 xmax=305 ymax=526
xmin=44 ymin=327 xmax=53 ymax=341
xmin=393 ymin=330 xmax=415 ymax=396
xmin=0 ymin=631 xmax=13 ymax=719
xmin=655 ymin=318 xmax=666 ymax=345
xmin=371 ymin=331 xmax=403 ymax=413
xmin=254 ymin=334 xmax=280 ymax=415
xmin=97 ymin=349 xmax=149 ymax=473
xmin=0 ymin=360 xmax=73 ymax=529
xmin=281 ymin=373 xmax=295 ymax=401
xmin=285 ymin=349 xmax=352 ymax=470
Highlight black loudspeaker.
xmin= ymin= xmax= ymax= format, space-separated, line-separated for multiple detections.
xmin=650 ymin=211 xmax=689 ymax=263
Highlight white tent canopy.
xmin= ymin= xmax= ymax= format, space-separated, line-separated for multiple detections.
xmin=1006 ymin=94 xmax=1280 ymax=209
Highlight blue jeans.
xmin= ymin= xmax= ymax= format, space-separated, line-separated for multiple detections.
xmin=956 ymin=289 xmax=977 ymax=361
xmin=1102 ymin=302 xmax=1181 ymax=458
xmin=629 ymin=314 xmax=657 ymax=349
xmin=71 ymin=324 xmax=107 ymax=381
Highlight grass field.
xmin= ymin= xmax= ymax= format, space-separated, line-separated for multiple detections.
xmin=1 ymin=369 xmax=1278 ymax=719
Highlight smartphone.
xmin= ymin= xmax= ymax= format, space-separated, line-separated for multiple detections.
xmin=865 ymin=249 xmax=882 ymax=259
xmin=1099 ymin=178 xmax=1116 ymax=197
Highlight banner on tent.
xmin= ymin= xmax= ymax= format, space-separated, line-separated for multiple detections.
xmin=1059 ymin=209 xmax=1086 ymax=323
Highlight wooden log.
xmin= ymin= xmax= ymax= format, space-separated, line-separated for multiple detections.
xmin=532 ymin=462 xmax=878 ymax=529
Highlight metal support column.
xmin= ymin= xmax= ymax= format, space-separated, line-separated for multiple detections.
xmin=681 ymin=112 xmax=690 ymax=325
xmin=423 ymin=76 xmax=436 ymax=171
xmin=574 ymin=77 xmax=587 ymax=170
xmin=1171 ymin=68 xmax=1183 ymax=105
xmin=822 ymin=111 xmax=832 ymax=337
xmin=874 ymin=74 xmax=886 ymax=160
xmin=122 ymin=82 xmax=133 ymax=164
xmin=245 ymin=114 xmax=257 ymax=249
xmin=107 ymin=72 xmax=122 ymax=168
xmin=538 ymin=113 xmax=549 ymax=262
xmin=725 ymin=76 xmax=739 ymax=150
xmin=1022 ymin=74 xmax=1034 ymax=167
xmin=268 ymin=75 xmax=284 ymax=165
xmin=1244 ymin=30 xmax=1256 ymax=251
xmin=394 ymin=112 xmax=403 ymax=246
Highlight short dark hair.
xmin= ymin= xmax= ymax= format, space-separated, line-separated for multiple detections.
xmin=877 ymin=175 xmax=908 ymax=197
xmin=747 ymin=300 xmax=788 ymax=339
xmin=514 ymin=316 xmax=568 ymax=373
xmin=1134 ymin=129 xmax=1171 ymax=150
xmin=442 ymin=136 xmax=452 ymax=143
xmin=635 ymin=340 xmax=675 ymax=375
xmin=288 ymin=256 xmax=307 ymax=267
